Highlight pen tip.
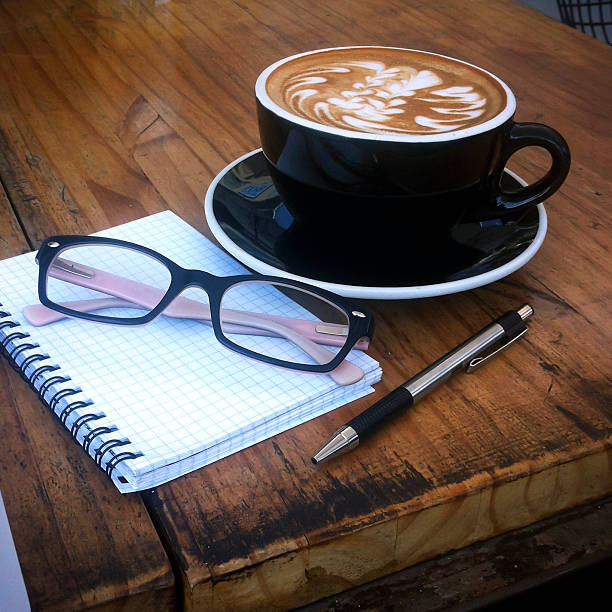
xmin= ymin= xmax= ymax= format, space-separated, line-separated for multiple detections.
xmin=311 ymin=426 xmax=359 ymax=465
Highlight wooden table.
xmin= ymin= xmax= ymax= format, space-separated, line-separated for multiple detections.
xmin=0 ymin=1 xmax=610 ymax=609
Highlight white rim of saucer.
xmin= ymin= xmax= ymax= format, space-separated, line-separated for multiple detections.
xmin=204 ymin=149 xmax=547 ymax=300
xmin=255 ymin=47 xmax=516 ymax=143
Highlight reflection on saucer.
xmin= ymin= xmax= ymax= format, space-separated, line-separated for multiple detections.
xmin=205 ymin=150 xmax=547 ymax=299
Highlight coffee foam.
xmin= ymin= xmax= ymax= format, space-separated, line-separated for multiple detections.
xmin=263 ymin=48 xmax=509 ymax=137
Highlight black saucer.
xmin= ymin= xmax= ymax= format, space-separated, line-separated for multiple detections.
xmin=205 ymin=150 xmax=545 ymax=297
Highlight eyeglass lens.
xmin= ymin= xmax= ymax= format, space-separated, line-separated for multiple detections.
xmin=220 ymin=281 xmax=350 ymax=366
xmin=45 ymin=244 xmax=172 ymax=318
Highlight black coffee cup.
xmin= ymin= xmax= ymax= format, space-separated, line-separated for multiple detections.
xmin=255 ymin=47 xmax=570 ymax=240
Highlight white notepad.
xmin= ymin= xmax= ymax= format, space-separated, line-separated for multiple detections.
xmin=0 ymin=212 xmax=381 ymax=492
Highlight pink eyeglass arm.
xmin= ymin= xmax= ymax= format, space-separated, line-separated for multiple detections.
xmin=24 ymin=297 xmax=368 ymax=350
xmin=24 ymin=259 xmax=368 ymax=385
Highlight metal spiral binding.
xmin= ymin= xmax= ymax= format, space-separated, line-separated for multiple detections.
xmin=59 ymin=399 xmax=93 ymax=424
xmin=7 ymin=342 xmax=40 ymax=371
xmin=70 ymin=413 xmax=104 ymax=439
xmin=83 ymin=425 xmax=118 ymax=454
xmin=105 ymin=451 xmax=144 ymax=478
xmin=19 ymin=353 xmax=50 ymax=377
xmin=1 ymin=330 xmax=30 ymax=351
xmin=28 ymin=363 xmax=60 ymax=387
xmin=1 ymin=301 xmax=143 ymax=486
xmin=38 ymin=375 xmax=71 ymax=401
xmin=9 ymin=341 xmax=40 ymax=360
xmin=49 ymin=387 xmax=82 ymax=412
xmin=94 ymin=439 xmax=130 ymax=466
xmin=0 ymin=320 xmax=18 ymax=332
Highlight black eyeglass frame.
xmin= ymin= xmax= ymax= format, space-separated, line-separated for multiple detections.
xmin=35 ymin=235 xmax=375 ymax=374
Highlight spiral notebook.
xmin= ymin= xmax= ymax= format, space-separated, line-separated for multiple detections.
xmin=0 ymin=211 xmax=381 ymax=493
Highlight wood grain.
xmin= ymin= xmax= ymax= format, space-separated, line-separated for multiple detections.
xmin=301 ymin=496 xmax=612 ymax=611
xmin=0 ymin=175 xmax=28 ymax=256
xmin=0 ymin=0 xmax=609 ymax=610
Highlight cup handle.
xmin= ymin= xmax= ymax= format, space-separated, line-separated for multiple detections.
xmin=495 ymin=122 xmax=571 ymax=211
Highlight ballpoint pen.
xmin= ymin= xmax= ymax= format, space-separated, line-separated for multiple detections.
xmin=312 ymin=304 xmax=534 ymax=464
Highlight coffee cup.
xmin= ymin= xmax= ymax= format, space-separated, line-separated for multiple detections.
xmin=255 ymin=47 xmax=570 ymax=244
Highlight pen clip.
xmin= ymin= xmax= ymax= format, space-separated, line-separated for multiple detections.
xmin=466 ymin=328 xmax=528 ymax=373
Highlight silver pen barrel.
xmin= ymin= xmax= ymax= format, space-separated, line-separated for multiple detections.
xmin=403 ymin=324 xmax=504 ymax=400
xmin=404 ymin=304 xmax=533 ymax=401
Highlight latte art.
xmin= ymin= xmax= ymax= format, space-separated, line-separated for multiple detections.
xmin=282 ymin=61 xmax=487 ymax=134
xmin=263 ymin=48 xmax=508 ymax=136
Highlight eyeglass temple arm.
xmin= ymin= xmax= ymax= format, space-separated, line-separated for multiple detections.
xmin=25 ymin=260 xmax=367 ymax=385
xmin=24 ymin=296 xmax=368 ymax=351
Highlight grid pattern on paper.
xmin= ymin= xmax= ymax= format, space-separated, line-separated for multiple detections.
xmin=0 ymin=212 xmax=381 ymax=491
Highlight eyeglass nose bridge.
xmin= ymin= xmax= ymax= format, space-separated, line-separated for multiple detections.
xmin=166 ymin=268 xmax=228 ymax=321
xmin=177 ymin=268 xmax=224 ymax=297
xmin=160 ymin=272 xmax=221 ymax=331
xmin=184 ymin=268 xmax=217 ymax=283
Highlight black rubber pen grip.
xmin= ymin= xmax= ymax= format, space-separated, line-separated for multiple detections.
xmin=496 ymin=310 xmax=527 ymax=340
xmin=347 ymin=386 xmax=414 ymax=438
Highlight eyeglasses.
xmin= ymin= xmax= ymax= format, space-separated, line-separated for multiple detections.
xmin=26 ymin=235 xmax=374 ymax=385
